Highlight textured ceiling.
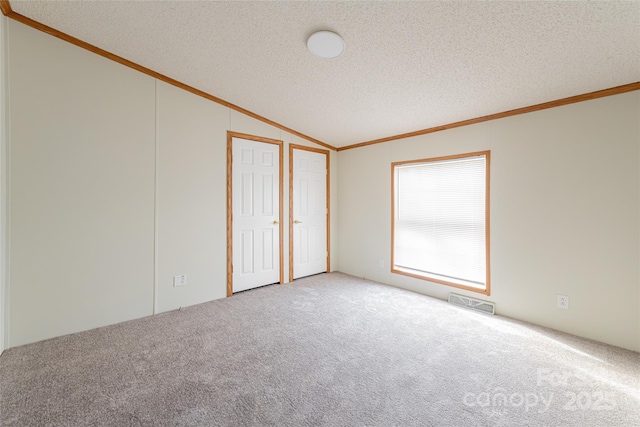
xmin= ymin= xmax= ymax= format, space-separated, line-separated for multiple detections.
xmin=9 ymin=0 xmax=640 ymax=148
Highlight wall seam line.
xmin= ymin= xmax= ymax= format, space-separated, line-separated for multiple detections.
xmin=153 ymin=79 xmax=159 ymax=315
xmin=3 ymin=15 xmax=11 ymax=349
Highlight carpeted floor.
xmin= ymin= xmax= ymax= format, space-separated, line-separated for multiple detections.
xmin=1 ymin=272 xmax=639 ymax=426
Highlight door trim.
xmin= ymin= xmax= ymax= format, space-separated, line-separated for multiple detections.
xmin=289 ymin=144 xmax=330 ymax=282
xmin=227 ymin=131 xmax=284 ymax=296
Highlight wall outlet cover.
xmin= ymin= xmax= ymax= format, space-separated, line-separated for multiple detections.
xmin=174 ymin=274 xmax=187 ymax=287
xmin=557 ymin=294 xmax=569 ymax=309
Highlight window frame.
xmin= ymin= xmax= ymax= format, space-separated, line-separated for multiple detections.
xmin=391 ymin=150 xmax=491 ymax=295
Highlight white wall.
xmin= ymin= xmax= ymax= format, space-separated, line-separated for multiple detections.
xmin=5 ymin=20 xmax=337 ymax=347
xmin=8 ymin=20 xmax=157 ymax=347
xmin=338 ymin=91 xmax=640 ymax=352
xmin=7 ymin=15 xmax=637 ymax=352
xmin=156 ymin=81 xmax=229 ymax=312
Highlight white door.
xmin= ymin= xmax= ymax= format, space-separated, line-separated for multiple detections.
xmin=232 ymin=137 xmax=280 ymax=292
xmin=292 ymin=148 xmax=327 ymax=279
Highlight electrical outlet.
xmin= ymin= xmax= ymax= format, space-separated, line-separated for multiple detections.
xmin=174 ymin=274 xmax=187 ymax=287
xmin=379 ymin=259 xmax=384 ymax=268
xmin=557 ymin=294 xmax=569 ymax=310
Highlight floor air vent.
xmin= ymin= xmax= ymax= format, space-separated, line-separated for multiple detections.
xmin=448 ymin=293 xmax=495 ymax=315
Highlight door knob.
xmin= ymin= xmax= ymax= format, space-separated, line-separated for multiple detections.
xmin=273 ymin=220 xmax=280 ymax=225
xmin=294 ymin=220 xmax=302 ymax=224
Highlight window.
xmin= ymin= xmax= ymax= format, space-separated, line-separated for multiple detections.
xmin=391 ymin=151 xmax=490 ymax=294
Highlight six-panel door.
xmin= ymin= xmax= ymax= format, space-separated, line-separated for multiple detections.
xmin=232 ymin=138 xmax=280 ymax=292
xmin=292 ymin=148 xmax=327 ymax=279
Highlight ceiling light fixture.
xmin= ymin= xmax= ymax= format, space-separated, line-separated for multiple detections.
xmin=307 ymin=31 xmax=345 ymax=59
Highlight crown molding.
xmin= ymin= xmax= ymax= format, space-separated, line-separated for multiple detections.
xmin=0 ymin=0 xmax=11 ymax=16
xmin=2 ymin=1 xmax=638 ymax=153
xmin=338 ymin=82 xmax=640 ymax=151
xmin=0 ymin=2 xmax=336 ymax=151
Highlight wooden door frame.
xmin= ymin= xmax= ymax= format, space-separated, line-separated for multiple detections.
xmin=289 ymin=144 xmax=330 ymax=282
xmin=227 ymin=131 xmax=284 ymax=297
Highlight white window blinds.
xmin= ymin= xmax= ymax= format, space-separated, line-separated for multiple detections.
xmin=393 ymin=154 xmax=487 ymax=289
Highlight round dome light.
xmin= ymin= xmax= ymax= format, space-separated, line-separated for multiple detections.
xmin=307 ymin=31 xmax=345 ymax=59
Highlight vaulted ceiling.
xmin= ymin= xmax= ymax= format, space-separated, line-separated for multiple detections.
xmin=8 ymin=0 xmax=640 ymax=148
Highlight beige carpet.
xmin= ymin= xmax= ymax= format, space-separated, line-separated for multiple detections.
xmin=1 ymin=272 xmax=639 ymax=426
